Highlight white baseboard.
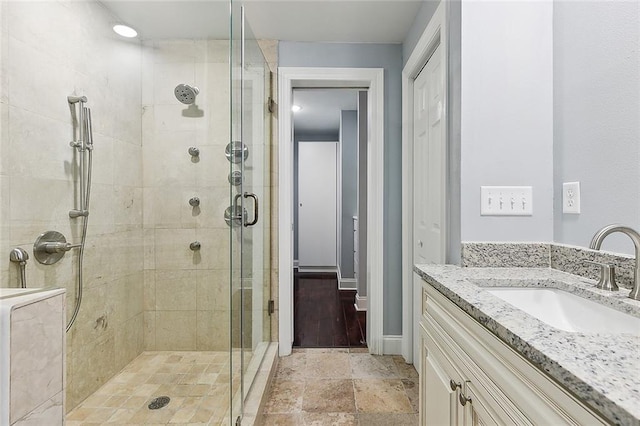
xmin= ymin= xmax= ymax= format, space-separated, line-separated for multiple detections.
xmin=382 ymin=335 xmax=403 ymax=355
xmin=338 ymin=279 xmax=357 ymax=290
xmin=297 ymin=266 xmax=337 ymax=274
xmin=354 ymin=294 xmax=367 ymax=311
xmin=337 ymin=265 xmax=357 ymax=290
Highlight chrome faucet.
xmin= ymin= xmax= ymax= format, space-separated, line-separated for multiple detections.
xmin=589 ymin=224 xmax=640 ymax=300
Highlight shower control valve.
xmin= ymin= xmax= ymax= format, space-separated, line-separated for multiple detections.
xmin=33 ymin=230 xmax=79 ymax=265
xmin=189 ymin=197 xmax=200 ymax=207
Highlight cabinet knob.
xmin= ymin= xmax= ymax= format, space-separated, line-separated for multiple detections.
xmin=449 ymin=379 xmax=461 ymax=391
xmin=459 ymin=392 xmax=472 ymax=406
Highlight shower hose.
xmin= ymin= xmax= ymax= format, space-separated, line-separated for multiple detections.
xmin=66 ymin=133 xmax=93 ymax=333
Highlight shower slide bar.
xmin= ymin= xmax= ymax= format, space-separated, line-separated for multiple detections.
xmin=68 ymin=95 xmax=93 ymax=217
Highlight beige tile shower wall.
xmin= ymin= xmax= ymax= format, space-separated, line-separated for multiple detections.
xmin=142 ymin=40 xmax=233 ymax=352
xmin=0 ymin=0 xmax=144 ymax=411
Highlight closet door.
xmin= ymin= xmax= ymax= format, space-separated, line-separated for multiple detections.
xmin=298 ymin=141 xmax=338 ymax=268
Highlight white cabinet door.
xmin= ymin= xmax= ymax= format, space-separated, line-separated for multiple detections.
xmin=421 ymin=342 xmax=459 ymax=426
xmin=298 ymin=141 xmax=338 ymax=268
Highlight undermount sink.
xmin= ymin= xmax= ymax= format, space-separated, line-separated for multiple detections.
xmin=486 ymin=287 xmax=640 ymax=334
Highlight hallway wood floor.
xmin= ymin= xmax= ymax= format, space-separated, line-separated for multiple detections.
xmin=293 ymin=272 xmax=366 ymax=348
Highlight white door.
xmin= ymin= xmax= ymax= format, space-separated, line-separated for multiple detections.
xmin=413 ymin=43 xmax=446 ymax=365
xmin=298 ymin=141 xmax=338 ymax=268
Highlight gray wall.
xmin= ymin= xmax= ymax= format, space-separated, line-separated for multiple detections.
xmin=293 ymin=131 xmax=339 ymax=261
xmin=340 ymin=110 xmax=358 ymax=278
xmin=553 ymin=1 xmax=640 ymax=255
xmin=460 ymin=1 xmax=554 ymax=243
xmin=280 ymin=42 xmax=404 ymax=335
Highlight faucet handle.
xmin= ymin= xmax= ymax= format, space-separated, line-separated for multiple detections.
xmin=583 ymin=260 xmax=619 ymax=291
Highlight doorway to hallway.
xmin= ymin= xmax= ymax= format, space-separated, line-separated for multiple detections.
xmin=278 ymin=67 xmax=385 ymax=356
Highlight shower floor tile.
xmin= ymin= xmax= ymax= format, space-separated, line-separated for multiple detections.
xmin=66 ymin=351 xmax=240 ymax=425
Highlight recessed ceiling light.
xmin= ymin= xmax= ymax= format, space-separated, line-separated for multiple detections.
xmin=113 ymin=24 xmax=138 ymax=38
xmin=291 ymin=105 xmax=302 ymax=112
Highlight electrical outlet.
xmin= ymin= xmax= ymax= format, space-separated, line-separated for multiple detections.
xmin=481 ymin=186 xmax=533 ymax=216
xmin=563 ymin=182 xmax=581 ymax=214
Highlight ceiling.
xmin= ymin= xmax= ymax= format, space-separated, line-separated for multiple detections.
xmin=102 ymin=0 xmax=421 ymax=133
xmin=243 ymin=1 xmax=425 ymax=43
xmin=293 ymin=89 xmax=359 ymax=134
xmin=101 ymin=0 xmax=426 ymax=42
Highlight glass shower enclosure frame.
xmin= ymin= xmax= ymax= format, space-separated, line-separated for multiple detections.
xmin=229 ymin=2 xmax=272 ymax=423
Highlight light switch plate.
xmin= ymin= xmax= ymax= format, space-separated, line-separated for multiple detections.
xmin=481 ymin=186 xmax=533 ymax=216
xmin=563 ymin=181 xmax=581 ymax=214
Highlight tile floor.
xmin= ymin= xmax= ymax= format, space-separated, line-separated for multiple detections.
xmin=66 ymin=351 xmax=240 ymax=425
xmin=259 ymin=348 xmax=419 ymax=425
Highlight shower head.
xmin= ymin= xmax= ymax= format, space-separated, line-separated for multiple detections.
xmin=174 ymin=84 xmax=199 ymax=105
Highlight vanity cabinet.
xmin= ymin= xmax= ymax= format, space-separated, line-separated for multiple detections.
xmin=417 ymin=274 xmax=608 ymax=426
xmin=421 ymin=320 xmax=527 ymax=426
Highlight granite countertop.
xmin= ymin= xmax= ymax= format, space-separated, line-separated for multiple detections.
xmin=414 ymin=265 xmax=640 ymax=426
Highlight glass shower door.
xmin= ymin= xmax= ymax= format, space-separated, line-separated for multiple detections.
xmin=229 ymin=2 xmax=271 ymax=424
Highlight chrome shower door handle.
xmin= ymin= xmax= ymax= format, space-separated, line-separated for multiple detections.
xmin=244 ymin=192 xmax=259 ymax=227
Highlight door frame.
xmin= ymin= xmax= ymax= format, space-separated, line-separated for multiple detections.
xmin=278 ymin=67 xmax=385 ymax=356
xmin=401 ymin=2 xmax=448 ymax=363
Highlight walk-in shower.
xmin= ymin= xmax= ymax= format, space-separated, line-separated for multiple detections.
xmin=0 ymin=0 xmax=274 ymax=424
